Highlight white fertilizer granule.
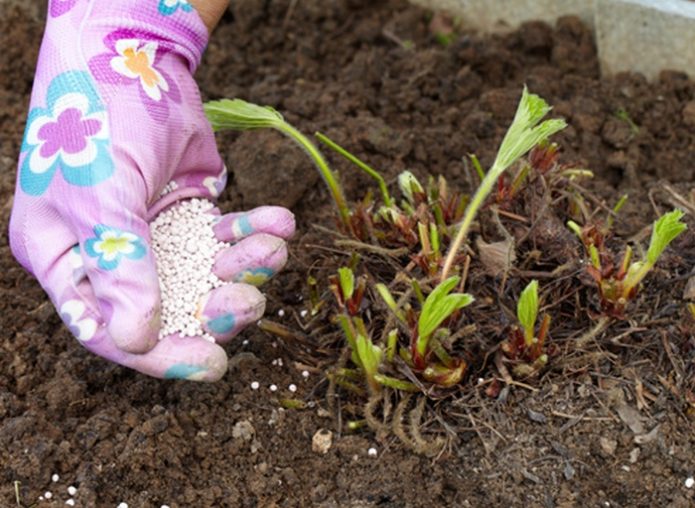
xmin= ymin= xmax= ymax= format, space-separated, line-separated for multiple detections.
xmin=150 ymin=199 xmax=225 ymax=342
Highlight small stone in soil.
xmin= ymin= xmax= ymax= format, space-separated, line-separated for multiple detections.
xmin=312 ymin=429 xmax=333 ymax=454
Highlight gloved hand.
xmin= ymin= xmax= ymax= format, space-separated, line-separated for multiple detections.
xmin=9 ymin=0 xmax=295 ymax=381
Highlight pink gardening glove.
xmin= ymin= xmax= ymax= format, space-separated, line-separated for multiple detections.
xmin=9 ymin=0 xmax=295 ymax=381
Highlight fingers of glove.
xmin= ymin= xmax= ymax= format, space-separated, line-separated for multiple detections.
xmin=212 ymin=206 xmax=296 ymax=243
xmin=74 ymin=215 xmax=161 ymax=354
xmin=52 ymin=253 xmax=228 ymax=382
xmin=213 ymin=233 xmax=289 ymax=285
xmin=197 ymin=283 xmax=266 ymax=343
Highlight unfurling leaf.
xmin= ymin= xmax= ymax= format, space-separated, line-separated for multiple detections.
xmin=517 ymin=280 xmax=539 ymax=346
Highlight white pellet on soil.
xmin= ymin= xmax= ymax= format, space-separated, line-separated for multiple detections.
xmin=51 ymin=474 xmax=59 ymax=482
xmin=67 ymin=485 xmax=77 ymax=496
xmin=686 ymin=477 xmax=694 ymax=488
xmin=251 ymin=381 xmax=260 ymax=390
xmin=150 ymin=199 xmax=225 ymax=342
xmin=66 ymin=499 xmax=75 ymax=506
xmin=269 ymin=384 xmax=278 ymax=392
xmin=368 ymin=447 xmax=378 ymax=457
xmin=44 ymin=491 xmax=53 ymax=499
xmin=288 ymin=384 xmax=297 ymax=392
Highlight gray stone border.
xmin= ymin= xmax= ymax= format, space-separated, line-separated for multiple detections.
xmin=410 ymin=0 xmax=695 ymax=79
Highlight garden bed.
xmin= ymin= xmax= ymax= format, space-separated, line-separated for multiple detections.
xmin=1 ymin=0 xmax=694 ymax=506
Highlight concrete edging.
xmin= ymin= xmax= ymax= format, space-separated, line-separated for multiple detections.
xmin=409 ymin=0 xmax=695 ymax=80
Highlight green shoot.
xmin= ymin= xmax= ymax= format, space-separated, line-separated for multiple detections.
xmin=442 ymin=87 xmax=567 ymax=280
xmin=315 ymin=132 xmax=394 ymax=207
xmin=398 ymin=171 xmax=425 ymax=205
xmin=589 ymin=244 xmax=601 ymax=270
xmin=469 ymin=153 xmax=485 ymax=181
xmin=615 ymin=108 xmax=640 ymax=136
xmin=204 ymin=98 xmax=350 ymax=226
xmin=567 ymin=220 xmax=583 ymax=239
xmin=517 ymin=280 xmax=539 ymax=347
xmin=355 ymin=334 xmax=383 ymax=393
xmin=375 ymin=283 xmax=406 ymax=322
xmin=338 ymin=267 xmax=355 ymax=302
xmin=607 ymin=194 xmax=629 ymax=228
xmin=386 ymin=329 xmax=398 ymax=362
xmin=621 ymin=210 xmax=687 ymax=297
xmin=374 ymin=374 xmax=419 ymax=392
xmin=417 ymin=276 xmax=474 ymax=364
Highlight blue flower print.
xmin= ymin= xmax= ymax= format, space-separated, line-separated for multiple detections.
xmin=84 ymin=225 xmax=147 ymax=271
xmin=19 ymin=71 xmax=114 ymax=196
xmin=158 ymin=0 xmax=193 ymax=15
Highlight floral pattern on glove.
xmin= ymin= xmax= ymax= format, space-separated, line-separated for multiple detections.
xmin=202 ymin=165 xmax=227 ymax=198
xmin=84 ymin=225 xmax=147 ymax=270
xmin=19 ymin=71 xmax=113 ymax=196
xmin=158 ymin=0 xmax=193 ymax=16
xmin=49 ymin=0 xmax=78 ymax=18
xmin=60 ymin=299 xmax=98 ymax=342
xmin=88 ymin=29 xmax=181 ymax=122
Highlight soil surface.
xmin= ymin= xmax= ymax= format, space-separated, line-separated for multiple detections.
xmin=2 ymin=1 xmax=695 ymax=507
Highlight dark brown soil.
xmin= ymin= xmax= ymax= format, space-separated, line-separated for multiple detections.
xmin=2 ymin=1 xmax=695 ymax=507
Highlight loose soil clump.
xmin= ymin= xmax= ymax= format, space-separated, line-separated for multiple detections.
xmin=2 ymin=1 xmax=694 ymax=507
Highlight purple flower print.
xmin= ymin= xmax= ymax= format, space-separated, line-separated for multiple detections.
xmin=88 ymin=29 xmax=181 ymax=122
xmin=50 ymin=0 xmax=78 ymax=18
xmin=38 ymin=108 xmax=102 ymax=160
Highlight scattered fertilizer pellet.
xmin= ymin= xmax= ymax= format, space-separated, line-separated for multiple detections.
xmin=269 ymin=384 xmax=278 ymax=392
xmin=300 ymin=309 xmax=308 ymax=318
xmin=117 ymin=503 xmax=129 ymax=508
xmin=302 ymin=370 xmax=310 ymax=378
xmin=288 ymin=384 xmax=297 ymax=392
xmin=44 ymin=492 xmax=53 ymax=499
xmin=66 ymin=499 xmax=75 ymax=506
xmin=368 ymin=447 xmax=378 ymax=457
xmin=51 ymin=474 xmax=59 ymax=482
xmin=250 ymin=381 xmax=260 ymax=390
xmin=686 ymin=477 xmax=694 ymax=488
xmin=161 ymin=505 xmax=171 ymax=508
xmin=150 ymin=199 xmax=225 ymax=342
xmin=277 ymin=309 xmax=285 ymax=317
xmin=67 ymin=486 xmax=77 ymax=496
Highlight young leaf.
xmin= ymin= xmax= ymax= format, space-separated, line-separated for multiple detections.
xmin=204 ymin=98 xmax=351 ymax=227
xmin=398 ymin=171 xmax=424 ymax=204
xmin=441 ymin=87 xmax=566 ymax=280
xmin=418 ymin=276 xmax=474 ymax=355
xmin=517 ymin=280 xmax=539 ymax=346
xmin=204 ymin=98 xmax=284 ymax=131
xmin=355 ymin=334 xmax=383 ymax=392
xmin=646 ymin=209 xmax=687 ymax=265
xmin=338 ymin=267 xmax=355 ymax=302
